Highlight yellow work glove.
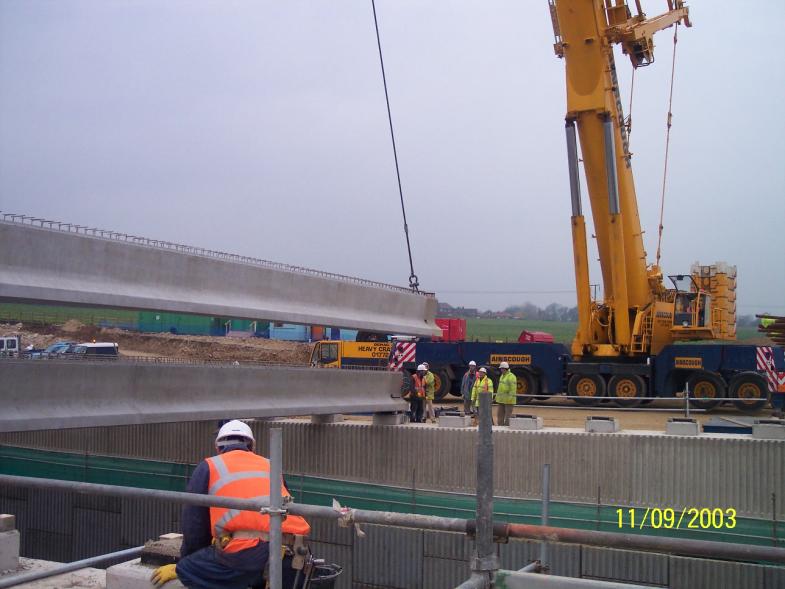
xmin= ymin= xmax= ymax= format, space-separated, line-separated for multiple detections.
xmin=150 ymin=563 xmax=178 ymax=587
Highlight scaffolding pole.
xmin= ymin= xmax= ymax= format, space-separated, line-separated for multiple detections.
xmin=1 ymin=475 xmax=784 ymax=564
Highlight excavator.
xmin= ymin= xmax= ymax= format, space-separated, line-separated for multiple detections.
xmin=549 ymin=0 xmax=784 ymax=409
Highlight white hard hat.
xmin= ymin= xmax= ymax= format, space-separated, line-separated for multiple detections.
xmin=216 ymin=420 xmax=255 ymax=450
xmin=478 ymin=367 xmax=487 ymax=373
xmin=423 ymin=362 xmax=430 ymax=368
xmin=468 ymin=360 xmax=477 ymax=366
xmin=417 ymin=364 xmax=427 ymax=371
xmin=499 ymin=361 xmax=510 ymax=369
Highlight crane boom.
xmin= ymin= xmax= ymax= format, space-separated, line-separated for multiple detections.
xmin=549 ymin=0 xmax=692 ymax=358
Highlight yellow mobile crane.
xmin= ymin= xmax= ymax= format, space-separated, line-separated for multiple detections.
xmin=547 ymin=0 xmax=774 ymax=407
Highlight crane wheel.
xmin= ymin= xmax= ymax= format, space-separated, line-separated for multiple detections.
xmin=568 ymin=373 xmax=606 ymax=406
xmin=514 ymin=369 xmax=538 ymax=405
xmin=687 ymin=371 xmax=726 ymax=411
xmin=432 ymin=369 xmax=452 ymax=401
xmin=729 ymin=372 xmax=769 ymax=412
xmin=609 ymin=375 xmax=646 ymax=408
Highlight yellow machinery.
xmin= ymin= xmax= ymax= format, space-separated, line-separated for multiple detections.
xmin=310 ymin=340 xmax=392 ymax=369
xmin=548 ymin=0 xmax=726 ymax=363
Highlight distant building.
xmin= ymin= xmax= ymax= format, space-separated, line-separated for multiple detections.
xmin=438 ymin=302 xmax=480 ymax=318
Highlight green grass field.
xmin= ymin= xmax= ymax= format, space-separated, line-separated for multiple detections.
xmin=466 ymin=318 xmax=764 ymax=345
xmin=0 ymin=303 xmax=137 ymax=326
xmin=466 ymin=318 xmax=577 ymax=344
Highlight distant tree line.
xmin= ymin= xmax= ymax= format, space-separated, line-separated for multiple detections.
xmin=502 ymin=302 xmax=578 ymax=322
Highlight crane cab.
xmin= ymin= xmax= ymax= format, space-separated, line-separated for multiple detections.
xmin=668 ymin=275 xmax=714 ymax=341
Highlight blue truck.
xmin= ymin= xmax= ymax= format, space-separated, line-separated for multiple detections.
xmin=389 ymin=339 xmax=785 ymax=411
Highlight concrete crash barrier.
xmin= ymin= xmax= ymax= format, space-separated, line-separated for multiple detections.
xmin=0 ymin=218 xmax=440 ymax=336
xmin=0 ymin=360 xmax=406 ymax=432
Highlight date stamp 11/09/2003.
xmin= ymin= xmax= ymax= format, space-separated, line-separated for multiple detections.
xmin=616 ymin=507 xmax=737 ymax=530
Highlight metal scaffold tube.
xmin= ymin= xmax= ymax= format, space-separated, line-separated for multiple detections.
xmin=503 ymin=523 xmax=785 ymax=563
xmin=0 ymin=474 xmax=784 ymax=565
xmin=0 ymin=546 xmax=143 ymax=589
xmin=269 ymin=427 xmax=283 ymax=589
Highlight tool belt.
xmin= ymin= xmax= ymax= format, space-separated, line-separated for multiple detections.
xmin=216 ymin=530 xmax=298 ymax=548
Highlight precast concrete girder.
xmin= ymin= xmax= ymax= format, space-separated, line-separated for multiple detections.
xmin=0 ymin=360 xmax=407 ymax=432
xmin=0 ymin=218 xmax=440 ymax=336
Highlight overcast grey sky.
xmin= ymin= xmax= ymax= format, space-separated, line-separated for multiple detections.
xmin=1 ymin=1 xmax=783 ymax=315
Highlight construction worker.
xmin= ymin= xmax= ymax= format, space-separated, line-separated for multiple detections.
xmin=495 ymin=362 xmax=517 ymax=426
xmin=423 ymin=362 xmax=436 ymax=423
xmin=471 ymin=367 xmax=494 ymax=424
xmin=151 ymin=420 xmax=311 ymax=589
xmin=408 ymin=365 xmax=427 ymax=423
xmin=461 ymin=361 xmax=478 ymax=415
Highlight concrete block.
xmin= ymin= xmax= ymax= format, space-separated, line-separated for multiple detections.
xmin=107 ymin=558 xmax=186 ymax=589
xmin=0 ymin=515 xmax=15 ymax=533
xmin=140 ymin=534 xmax=182 ymax=566
xmin=3 ymin=558 xmax=105 ymax=587
xmin=0 ymin=530 xmax=20 ymax=572
xmin=438 ymin=415 xmax=473 ymax=428
xmin=372 ymin=412 xmax=406 ymax=426
xmin=509 ymin=415 xmax=543 ymax=431
xmin=666 ymin=418 xmax=701 ymax=436
xmin=585 ymin=416 xmax=620 ymax=433
xmin=311 ymin=414 xmax=344 ymax=424
xmin=752 ymin=419 xmax=785 ymax=440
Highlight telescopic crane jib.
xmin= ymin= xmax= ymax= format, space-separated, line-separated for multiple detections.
xmin=548 ymin=0 xmax=704 ymax=359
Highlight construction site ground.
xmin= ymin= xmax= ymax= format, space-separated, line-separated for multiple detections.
xmin=2 ymin=321 xmax=771 ymax=431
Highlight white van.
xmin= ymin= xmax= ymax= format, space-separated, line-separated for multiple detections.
xmin=71 ymin=342 xmax=119 ymax=359
xmin=0 ymin=336 xmax=21 ymax=358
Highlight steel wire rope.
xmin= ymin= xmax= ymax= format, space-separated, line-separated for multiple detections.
xmin=370 ymin=0 xmax=419 ymax=292
xmin=655 ymin=23 xmax=680 ymax=267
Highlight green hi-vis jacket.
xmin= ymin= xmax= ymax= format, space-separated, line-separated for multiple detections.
xmin=471 ymin=375 xmax=494 ymax=407
xmin=496 ymin=371 xmax=517 ymax=405
xmin=424 ymin=371 xmax=436 ymax=400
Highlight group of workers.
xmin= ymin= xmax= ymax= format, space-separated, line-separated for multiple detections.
xmin=404 ymin=362 xmax=437 ymax=423
xmin=406 ymin=361 xmax=519 ymax=426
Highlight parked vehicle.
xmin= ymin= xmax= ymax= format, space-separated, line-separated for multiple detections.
xmin=310 ymin=340 xmax=391 ymax=369
xmin=70 ymin=342 xmax=119 ymax=359
xmin=30 ymin=341 xmax=75 ymax=359
xmin=0 ymin=336 xmax=21 ymax=358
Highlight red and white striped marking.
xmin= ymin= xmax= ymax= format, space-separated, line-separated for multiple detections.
xmin=756 ymin=346 xmax=785 ymax=393
xmin=388 ymin=342 xmax=416 ymax=371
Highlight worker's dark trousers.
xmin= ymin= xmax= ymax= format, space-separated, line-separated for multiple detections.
xmin=176 ymin=543 xmax=268 ymax=589
xmin=176 ymin=543 xmax=305 ymax=589
xmin=409 ymin=397 xmax=424 ymax=423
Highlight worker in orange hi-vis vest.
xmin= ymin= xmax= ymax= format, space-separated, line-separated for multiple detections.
xmin=151 ymin=420 xmax=310 ymax=589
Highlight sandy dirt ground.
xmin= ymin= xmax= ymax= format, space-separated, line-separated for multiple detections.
xmin=0 ymin=321 xmax=313 ymax=364
xmin=432 ymin=396 xmax=768 ymax=430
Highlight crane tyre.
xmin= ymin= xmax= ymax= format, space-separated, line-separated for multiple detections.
xmin=729 ymin=372 xmax=769 ymax=412
xmin=514 ymin=369 xmax=538 ymax=405
xmin=608 ymin=375 xmax=646 ymax=408
xmin=568 ymin=373 xmax=606 ymax=407
xmin=432 ymin=369 xmax=452 ymax=402
xmin=401 ymin=371 xmax=414 ymax=398
xmin=687 ymin=371 xmax=726 ymax=411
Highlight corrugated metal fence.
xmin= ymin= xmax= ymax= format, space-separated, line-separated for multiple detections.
xmin=2 ymin=420 xmax=781 ymax=519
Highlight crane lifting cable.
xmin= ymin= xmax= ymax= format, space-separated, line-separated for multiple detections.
xmin=655 ymin=23 xmax=680 ymax=267
xmin=370 ymin=0 xmax=419 ymax=292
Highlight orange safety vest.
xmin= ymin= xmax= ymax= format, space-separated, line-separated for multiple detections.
xmin=206 ymin=450 xmax=311 ymax=553
xmin=412 ymin=374 xmax=426 ymax=398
